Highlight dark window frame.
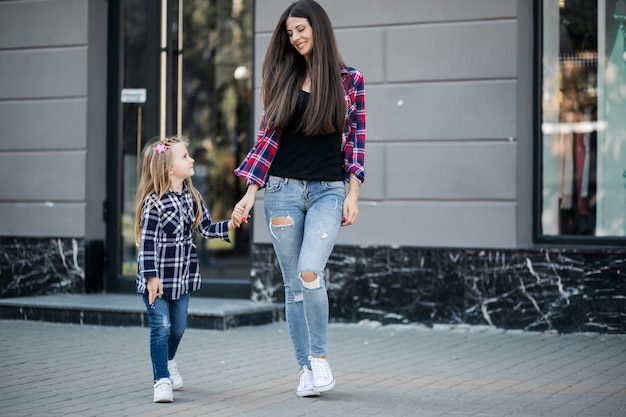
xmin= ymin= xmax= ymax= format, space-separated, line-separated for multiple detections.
xmin=533 ymin=0 xmax=626 ymax=247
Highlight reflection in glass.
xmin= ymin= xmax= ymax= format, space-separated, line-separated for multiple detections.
xmin=119 ymin=0 xmax=252 ymax=279
xmin=541 ymin=0 xmax=626 ymax=237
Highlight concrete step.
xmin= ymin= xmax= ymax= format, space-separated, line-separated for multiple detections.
xmin=0 ymin=294 xmax=283 ymax=330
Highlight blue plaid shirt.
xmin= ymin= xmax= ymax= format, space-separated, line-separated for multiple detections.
xmin=136 ymin=185 xmax=230 ymax=299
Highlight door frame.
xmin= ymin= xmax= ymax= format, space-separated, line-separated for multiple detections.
xmin=105 ymin=0 xmax=251 ymax=298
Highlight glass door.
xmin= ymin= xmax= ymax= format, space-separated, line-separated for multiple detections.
xmin=109 ymin=0 xmax=253 ymax=296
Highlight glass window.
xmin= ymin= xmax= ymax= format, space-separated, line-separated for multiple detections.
xmin=541 ymin=0 xmax=626 ymax=238
xmin=119 ymin=0 xmax=253 ymax=282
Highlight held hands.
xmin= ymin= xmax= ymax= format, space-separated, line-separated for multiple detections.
xmin=231 ymin=185 xmax=258 ymax=228
xmin=147 ymin=277 xmax=163 ymax=305
xmin=231 ymin=204 xmax=248 ymax=229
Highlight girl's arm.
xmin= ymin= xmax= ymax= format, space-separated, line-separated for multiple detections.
xmin=197 ymin=199 xmax=231 ymax=241
xmin=138 ymin=198 xmax=160 ymax=284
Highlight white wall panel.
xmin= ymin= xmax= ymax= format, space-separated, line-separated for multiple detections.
xmin=0 ymin=0 xmax=87 ymax=49
xmin=253 ymin=198 xmax=517 ymax=248
xmin=367 ymin=81 xmax=516 ymax=141
xmin=387 ymin=21 xmax=517 ymax=82
xmin=255 ymin=0 xmax=517 ymax=32
xmin=0 ymin=100 xmax=87 ymax=150
xmin=386 ymin=142 xmax=517 ymax=200
xmin=0 ymin=203 xmax=85 ymax=237
xmin=0 ymin=49 xmax=87 ymax=99
xmin=0 ymin=152 xmax=86 ymax=201
xmin=335 ymin=28 xmax=385 ymax=84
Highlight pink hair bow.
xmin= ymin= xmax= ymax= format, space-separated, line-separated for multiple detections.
xmin=155 ymin=144 xmax=167 ymax=154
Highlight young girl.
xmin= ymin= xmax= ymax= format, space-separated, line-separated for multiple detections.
xmin=134 ymin=136 xmax=241 ymax=403
xmin=233 ymin=0 xmax=366 ymax=397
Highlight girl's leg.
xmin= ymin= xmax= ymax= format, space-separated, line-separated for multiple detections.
xmin=264 ymin=176 xmax=309 ymax=369
xmin=142 ymin=294 xmax=171 ymax=382
xmin=167 ymin=293 xmax=189 ymax=360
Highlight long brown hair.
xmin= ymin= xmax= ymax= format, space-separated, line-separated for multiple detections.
xmin=262 ymin=0 xmax=346 ymax=136
xmin=133 ymin=136 xmax=204 ymax=245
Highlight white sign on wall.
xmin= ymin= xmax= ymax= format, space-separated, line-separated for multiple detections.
xmin=120 ymin=88 xmax=147 ymax=103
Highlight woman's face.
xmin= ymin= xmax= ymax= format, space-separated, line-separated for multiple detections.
xmin=286 ymin=16 xmax=313 ymax=58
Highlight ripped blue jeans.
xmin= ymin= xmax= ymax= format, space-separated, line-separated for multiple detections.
xmin=142 ymin=293 xmax=189 ymax=382
xmin=264 ymin=175 xmax=345 ymax=369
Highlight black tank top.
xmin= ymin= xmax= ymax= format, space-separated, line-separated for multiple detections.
xmin=268 ymin=91 xmax=344 ymax=181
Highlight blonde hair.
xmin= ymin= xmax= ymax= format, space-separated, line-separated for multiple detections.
xmin=133 ymin=136 xmax=204 ymax=245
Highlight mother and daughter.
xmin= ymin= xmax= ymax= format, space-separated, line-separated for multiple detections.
xmin=134 ymin=0 xmax=365 ymax=403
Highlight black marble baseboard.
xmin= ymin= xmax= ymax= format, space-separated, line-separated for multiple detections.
xmin=250 ymin=244 xmax=626 ymax=334
xmin=2 ymin=236 xmax=624 ymax=333
xmin=0 ymin=237 xmax=84 ymax=298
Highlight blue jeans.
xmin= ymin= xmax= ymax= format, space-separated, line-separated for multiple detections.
xmin=142 ymin=293 xmax=189 ymax=382
xmin=264 ymin=176 xmax=345 ymax=368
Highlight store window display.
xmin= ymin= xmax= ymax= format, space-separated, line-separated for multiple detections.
xmin=541 ymin=0 xmax=626 ymax=237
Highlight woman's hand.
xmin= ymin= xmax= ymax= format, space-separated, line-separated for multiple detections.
xmin=232 ymin=185 xmax=259 ymax=228
xmin=342 ymin=188 xmax=359 ymax=226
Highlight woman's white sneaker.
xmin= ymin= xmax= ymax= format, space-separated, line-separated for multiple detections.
xmin=309 ymin=356 xmax=335 ymax=393
xmin=296 ymin=365 xmax=320 ymax=397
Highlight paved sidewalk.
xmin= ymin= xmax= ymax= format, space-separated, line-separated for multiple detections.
xmin=1 ymin=319 xmax=624 ymax=417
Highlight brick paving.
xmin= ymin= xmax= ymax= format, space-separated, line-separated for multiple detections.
xmin=1 ymin=319 xmax=625 ymax=416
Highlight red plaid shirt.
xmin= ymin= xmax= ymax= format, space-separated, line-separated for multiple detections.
xmin=234 ymin=65 xmax=366 ymax=187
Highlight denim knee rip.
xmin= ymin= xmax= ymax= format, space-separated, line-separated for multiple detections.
xmin=269 ymin=216 xmax=294 ymax=241
xmin=300 ymin=271 xmax=323 ymax=289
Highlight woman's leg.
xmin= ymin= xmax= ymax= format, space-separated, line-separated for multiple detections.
xmin=264 ymin=177 xmax=310 ymax=369
xmin=298 ymin=181 xmax=344 ymax=358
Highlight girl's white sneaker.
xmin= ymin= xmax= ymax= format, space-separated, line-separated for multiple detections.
xmin=153 ymin=378 xmax=173 ymax=403
xmin=167 ymin=359 xmax=184 ymax=390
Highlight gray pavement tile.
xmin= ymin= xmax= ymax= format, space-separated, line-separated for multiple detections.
xmin=1 ymin=319 xmax=625 ymax=417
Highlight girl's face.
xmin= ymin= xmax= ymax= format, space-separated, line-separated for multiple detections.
xmin=286 ymin=17 xmax=313 ymax=58
xmin=168 ymin=142 xmax=195 ymax=183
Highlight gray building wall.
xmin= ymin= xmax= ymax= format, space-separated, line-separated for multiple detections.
xmin=1 ymin=0 xmax=623 ymax=333
xmin=0 ymin=0 xmax=107 ymax=240
xmin=247 ymin=1 xmax=624 ymax=334
xmin=0 ymin=0 xmax=107 ymax=297
xmin=251 ymin=0 xmax=533 ymax=249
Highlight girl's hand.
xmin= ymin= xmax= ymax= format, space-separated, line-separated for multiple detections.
xmin=147 ymin=277 xmax=163 ymax=305
xmin=342 ymin=189 xmax=360 ymax=226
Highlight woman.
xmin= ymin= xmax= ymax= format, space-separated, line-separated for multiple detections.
xmin=233 ymin=0 xmax=365 ymax=397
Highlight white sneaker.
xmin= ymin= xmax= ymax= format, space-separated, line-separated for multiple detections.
xmin=153 ymin=378 xmax=173 ymax=403
xmin=309 ymin=356 xmax=335 ymax=393
xmin=296 ymin=365 xmax=320 ymax=397
xmin=168 ymin=359 xmax=183 ymax=390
